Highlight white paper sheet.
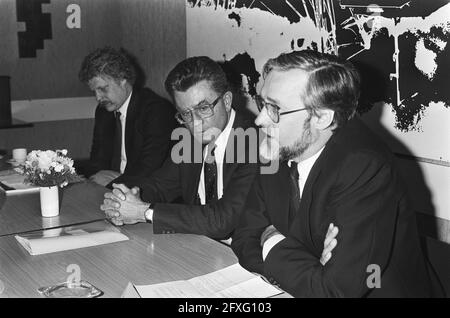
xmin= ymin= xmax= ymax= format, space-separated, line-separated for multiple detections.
xmin=130 ymin=263 xmax=282 ymax=298
xmin=0 ymin=169 xmax=39 ymax=194
xmin=15 ymin=229 xmax=129 ymax=255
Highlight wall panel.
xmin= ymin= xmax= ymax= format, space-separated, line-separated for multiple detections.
xmin=119 ymin=0 xmax=186 ymax=98
xmin=0 ymin=0 xmax=122 ymax=100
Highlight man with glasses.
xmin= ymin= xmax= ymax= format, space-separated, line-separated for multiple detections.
xmin=100 ymin=56 xmax=258 ymax=240
xmin=231 ymin=50 xmax=434 ymax=297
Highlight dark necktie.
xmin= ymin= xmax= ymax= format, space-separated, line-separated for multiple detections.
xmin=111 ymin=111 xmax=122 ymax=172
xmin=289 ymin=161 xmax=301 ymax=217
xmin=204 ymin=144 xmax=217 ymax=204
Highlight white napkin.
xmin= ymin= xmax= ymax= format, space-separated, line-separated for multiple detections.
xmin=15 ymin=229 xmax=129 ymax=255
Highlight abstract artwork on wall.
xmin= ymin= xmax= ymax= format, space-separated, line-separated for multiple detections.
xmin=187 ymin=0 xmax=450 ymax=163
xmin=16 ymin=0 xmax=52 ymax=58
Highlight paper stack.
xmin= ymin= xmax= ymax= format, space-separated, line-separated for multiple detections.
xmin=0 ymin=169 xmax=39 ymax=194
xmin=122 ymin=263 xmax=282 ymax=298
xmin=15 ymin=228 xmax=129 ymax=255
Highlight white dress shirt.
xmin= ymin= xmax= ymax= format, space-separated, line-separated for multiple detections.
xmin=116 ymin=91 xmax=132 ymax=174
xmin=262 ymin=146 xmax=325 ymax=260
xmin=198 ymin=109 xmax=236 ymax=204
xmin=145 ymin=109 xmax=236 ymax=223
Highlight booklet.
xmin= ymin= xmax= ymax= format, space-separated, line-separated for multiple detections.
xmin=0 ymin=169 xmax=39 ymax=194
xmin=121 ymin=263 xmax=283 ymax=298
xmin=15 ymin=221 xmax=129 ymax=255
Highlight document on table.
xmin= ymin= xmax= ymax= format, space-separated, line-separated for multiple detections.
xmin=15 ymin=221 xmax=129 ymax=255
xmin=122 ymin=263 xmax=282 ymax=298
xmin=0 ymin=169 xmax=39 ymax=194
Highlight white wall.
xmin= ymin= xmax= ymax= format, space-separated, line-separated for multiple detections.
xmin=11 ymin=97 xmax=96 ymax=122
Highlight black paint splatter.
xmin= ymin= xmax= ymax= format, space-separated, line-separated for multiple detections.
xmin=187 ymin=0 xmax=311 ymax=24
xmin=188 ymin=0 xmax=450 ymax=132
xmin=221 ymin=52 xmax=260 ymax=97
xmin=16 ymin=0 xmax=52 ymax=58
xmin=228 ymin=12 xmax=241 ymax=27
xmin=336 ymin=0 xmax=450 ymax=131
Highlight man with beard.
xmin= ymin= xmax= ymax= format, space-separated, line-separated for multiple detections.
xmin=231 ymin=50 xmax=434 ymax=297
xmin=77 ymin=47 xmax=176 ymax=187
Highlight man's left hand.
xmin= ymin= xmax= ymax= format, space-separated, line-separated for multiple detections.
xmin=320 ymin=223 xmax=339 ymax=266
xmin=101 ymin=183 xmax=149 ymax=225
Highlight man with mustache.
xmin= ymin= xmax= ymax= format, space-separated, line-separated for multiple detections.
xmin=77 ymin=47 xmax=176 ymax=187
xmin=231 ymin=50 xmax=434 ymax=297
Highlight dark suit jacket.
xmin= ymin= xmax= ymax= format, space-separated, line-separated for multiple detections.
xmin=231 ymin=117 xmax=434 ymax=297
xmin=132 ymin=112 xmax=259 ymax=240
xmin=78 ymin=87 xmax=177 ymax=185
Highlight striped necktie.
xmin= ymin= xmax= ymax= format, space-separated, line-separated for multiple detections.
xmin=204 ymin=144 xmax=217 ymax=204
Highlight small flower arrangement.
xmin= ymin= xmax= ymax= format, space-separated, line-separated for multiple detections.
xmin=15 ymin=149 xmax=80 ymax=187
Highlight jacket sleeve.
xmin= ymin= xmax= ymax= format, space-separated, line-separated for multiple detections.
xmin=152 ymin=161 xmax=258 ymax=240
xmin=131 ymin=155 xmax=184 ymax=203
xmin=263 ymin=151 xmax=400 ymax=297
xmin=231 ymin=174 xmax=271 ymax=274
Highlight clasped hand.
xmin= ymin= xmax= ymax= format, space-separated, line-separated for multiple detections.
xmin=100 ymin=183 xmax=149 ymax=225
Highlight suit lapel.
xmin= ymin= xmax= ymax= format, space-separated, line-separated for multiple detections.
xmin=185 ymin=162 xmax=203 ymax=203
xmin=278 ymin=163 xmax=295 ymax=232
xmin=184 ymin=136 xmax=204 ymax=203
xmin=124 ymin=91 xmax=138 ymax=158
xmin=295 ymin=143 xmax=333 ymax=251
xmin=297 ymin=163 xmax=321 ymax=251
xmin=222 ymin=112 xmax=247 ymax=189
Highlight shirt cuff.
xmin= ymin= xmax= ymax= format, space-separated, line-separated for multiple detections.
xmin=145 ymin=206 xmax=154 ymax=223
xmin=262 ymin=234 xmax=285 ymax=261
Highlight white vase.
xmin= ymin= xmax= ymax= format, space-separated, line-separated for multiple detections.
xmin=40 ymin=186 xmax=59 ymax=217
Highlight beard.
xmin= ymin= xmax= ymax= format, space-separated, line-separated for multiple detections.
xmin=279 ymin=115 xmax=318 ymax=162
xmin=259 ymin=114 xmax=318 ymax=162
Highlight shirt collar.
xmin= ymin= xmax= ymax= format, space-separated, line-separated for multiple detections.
xmin=289 ymin=145 xmax=325 ymax=179
xmin=205 ymin=109 xmax=236 ymax=159
xmin=116 ymin=90 xmax=132 ymax=117
xmin=214 ymin=109 xmax=235 ymax=148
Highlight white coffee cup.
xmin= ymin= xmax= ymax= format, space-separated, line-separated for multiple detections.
xmin=12 ymin=148 xmax=27 ymax=163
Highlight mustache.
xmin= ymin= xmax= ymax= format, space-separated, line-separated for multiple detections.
xmin=98 ymin=101 xmax=111 ymax=107
xmin=261 ymin=127 xmax=278 ymax=138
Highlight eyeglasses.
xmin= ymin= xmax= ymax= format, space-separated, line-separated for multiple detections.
xmin=175 ymin=93 xmax=224 ymax=124
xmin=254 ymin=95 xmax=307 ymax=123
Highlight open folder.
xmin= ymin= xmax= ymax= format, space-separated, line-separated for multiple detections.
xmin=121 ymin=263 xmax=283 ymax=298
xmin=15 ymin=222 xmax=129 ymax=255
